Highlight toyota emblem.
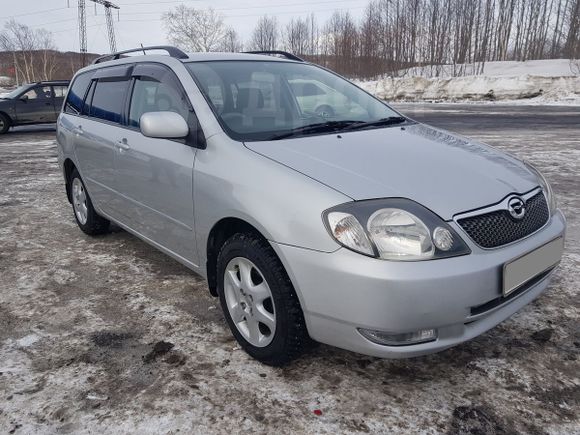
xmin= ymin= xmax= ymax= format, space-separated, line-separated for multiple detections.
xmin=507 ymin=196 xmax=526 ymax=220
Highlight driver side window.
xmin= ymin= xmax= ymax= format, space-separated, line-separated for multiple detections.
xmin=23 ymin=86 xmax=52 ymax=100
xmin=129 ymin=72 xmax=190 ymax=128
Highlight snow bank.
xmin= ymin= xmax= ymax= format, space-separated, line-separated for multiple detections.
xmin=356 ymin=59 xmax=580 ymax=104
xmin=398 ymin=59 xmax=578 ymax=78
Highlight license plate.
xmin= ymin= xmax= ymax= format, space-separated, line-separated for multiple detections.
xmin=503 ymin=237 xmax=564 ymax=297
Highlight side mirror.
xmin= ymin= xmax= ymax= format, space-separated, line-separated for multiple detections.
xmin=140 ymin=111 xmax=189 ymax=139
xmin=19 ymin=94 xmax=28 ymax=102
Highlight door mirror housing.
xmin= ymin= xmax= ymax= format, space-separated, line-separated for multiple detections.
xmin=139 ymin=111 xmax=189 ymax=139
xmin=19 ymin=94 xmax=28 ymax=102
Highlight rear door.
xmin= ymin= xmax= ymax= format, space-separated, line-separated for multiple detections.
xmin=14 ymin=85 xmax=54 ymax=123
xmin=113 ymin=63 xmax=199 ymax=263
xmin=71 ymin=65 xmax=132 ymax=216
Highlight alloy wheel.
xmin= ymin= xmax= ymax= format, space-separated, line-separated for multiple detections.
xmin=72 ymin=178 xmax=88 ymax=225
xmin=223 ymin=257 xmax=276 ymax=347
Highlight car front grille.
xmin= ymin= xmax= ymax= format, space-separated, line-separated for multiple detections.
xmin=457 ymin=192 xmax=549 ymax=248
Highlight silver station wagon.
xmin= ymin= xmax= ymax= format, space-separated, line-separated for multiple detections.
xmin=56 ymin=46 xmax=566 ymax=365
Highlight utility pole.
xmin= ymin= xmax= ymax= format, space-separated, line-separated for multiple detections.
xmin=78 ymin=0 xmax=87 ymax=67
xmin=89 ymin=0 xmax=120 ymax=53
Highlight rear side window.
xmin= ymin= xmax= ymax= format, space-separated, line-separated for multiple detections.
xmin=90 ymin=80 xmax=128 ymax=124
xmin=52 ymin=86 xmax=68 ymax=98
xmin=65 ymin=72 xmax=92 ymax=115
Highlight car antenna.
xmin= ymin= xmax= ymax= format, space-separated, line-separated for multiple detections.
xmin=140 ymin=43 xmax=146 ymax=55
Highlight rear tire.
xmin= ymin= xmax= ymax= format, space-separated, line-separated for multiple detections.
xmin=217 ymin=233 xmax=310 ymax=366
xmin=0 ymin=113 xmax=10 ymax=134
xmin=70 ymin=169 xmax=110 ymax=235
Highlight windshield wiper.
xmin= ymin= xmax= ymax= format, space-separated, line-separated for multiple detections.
xmin=267 ymin=120 xmax=363 ymax=140
xmin=342 ymin=116 xmax=407 ymax=131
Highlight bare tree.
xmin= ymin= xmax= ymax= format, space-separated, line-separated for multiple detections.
xmin=323 ymin=12 xmax=359 ymax=76
xmin=220 ymin=27 xmax=243 ymax=52
xmin=163 ymin=5 xmax=226 ymax=52
xmin=320 ymin=0 xmax=580 ymax=79
xmin=0 ymin=19 xmax=59 ymax=83
xmin=284 ymin=17 xmax=310 ymax=55
xmin=37 ymin=29 xmax=58 ymax=81
xmin=564 ymin=0 xmax=580 ymax=58
xmin=251 ymin=16 xmax=279 ymax=51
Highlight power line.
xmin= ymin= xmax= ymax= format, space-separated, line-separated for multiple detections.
xmin=117 ymin=0 xmax=203 ymax=5
xmin=1 ymin=0 xmax=363 ymax=29
xmin=122 ymin=5 xmax=366 ymax=21
xmin=0 ymin=6 xmax=68 ymax=20
xmin=9 ymin=10 xmax=116 ymax=29
xmin=123 ymin=0 xmax=362 ymax=15
xmin=52 ymin=20 xmax=107 ymax=34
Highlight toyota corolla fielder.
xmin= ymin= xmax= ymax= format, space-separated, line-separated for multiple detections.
xmin=56 ymin=47 xmax=566 ymax=365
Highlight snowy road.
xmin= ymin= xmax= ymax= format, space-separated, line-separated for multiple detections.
xmin=0 ymin=104 xmax=578 ymax=434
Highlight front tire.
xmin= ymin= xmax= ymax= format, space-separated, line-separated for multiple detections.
xmin=217 ymin=233 xmax=310 ymax=366
xmin=0 ymin=113 xmax=10 ymax=134
xmin=70 ymin=169 xmax=110 ymax=235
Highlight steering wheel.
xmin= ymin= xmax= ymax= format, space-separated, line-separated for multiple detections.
xmin=222 ymin=112 xmax=252 ymax=127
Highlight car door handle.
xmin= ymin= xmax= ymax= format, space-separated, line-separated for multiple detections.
xmin=116 ymin=139 xmax=130 ymax=151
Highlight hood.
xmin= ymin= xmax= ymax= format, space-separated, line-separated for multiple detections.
xmin=244 ymin=123 xmax=539 ymax=220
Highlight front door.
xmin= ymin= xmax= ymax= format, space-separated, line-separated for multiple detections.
xmin=113 ymin=63 xmax=198 ymax=264
xmin=15 ymin=85 xmax=55 ymax=123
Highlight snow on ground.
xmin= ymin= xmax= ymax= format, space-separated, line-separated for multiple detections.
xmin=0 ymin=106 xmax=579 ymax=434
xmin=398 ymin=59 xmax=578 ymax=78
xmin=356 ymin=59 xmax=580 ymax=105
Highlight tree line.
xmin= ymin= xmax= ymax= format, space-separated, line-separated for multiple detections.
xmin=164 ymin=0 xmax=580 ymax=79
xmin=1 ymin=0 xmax=579 ymax=83
xmin=0 ymin=20 xmax=60 ymax=84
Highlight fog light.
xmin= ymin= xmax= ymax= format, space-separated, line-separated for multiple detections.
xmin=358 ymin=328 xmax=437 ymax=346
xmin=433 ymin=227 xmax=453 ymax=251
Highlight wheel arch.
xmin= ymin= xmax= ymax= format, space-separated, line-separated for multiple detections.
xmin=63 ymin=158 xmax=77 ymax=203
xmin=205 ymin=217 xmax=271 ymax=297
xmin=0 ymin=110 xmax=13 ymax=126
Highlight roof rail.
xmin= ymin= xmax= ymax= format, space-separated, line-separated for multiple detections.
xmin=92 ymin=46 xmax=188 ymax=64
xmin=243 ymin=50 xmax=304 ymax=62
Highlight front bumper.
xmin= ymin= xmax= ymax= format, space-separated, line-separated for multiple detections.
xmin=271 ymin=210 xmax=566 ymax=358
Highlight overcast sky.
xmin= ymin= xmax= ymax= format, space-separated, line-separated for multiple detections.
xmin=0 ymin=0 xmax=367 ymax=54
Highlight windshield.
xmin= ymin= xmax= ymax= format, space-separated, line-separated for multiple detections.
xmin=185 ymin=61 xmax=402 ymax=141
xmin=3 ymin=85 xmax=32 ymax=99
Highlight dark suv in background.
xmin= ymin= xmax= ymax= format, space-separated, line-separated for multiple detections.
xmin=0 ymin=80 xmax=69 ymax=134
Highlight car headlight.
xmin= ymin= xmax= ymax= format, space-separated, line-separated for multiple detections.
xmin=324 ymin=198 xmax=470 ymax=260
xmin=523 ymin=160 xmax=557 ymax=213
